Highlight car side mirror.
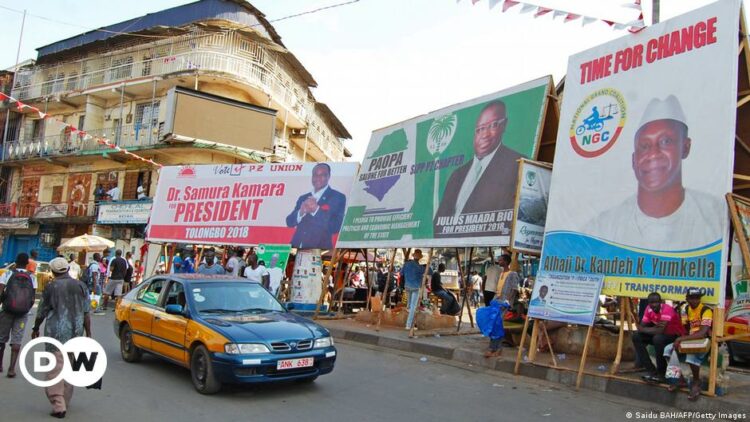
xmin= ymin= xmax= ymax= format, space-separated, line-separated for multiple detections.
xmin=285 ymin=303 xmax=295 ymax=311
xmin=165 ymin=304 xmax=184 ymax=315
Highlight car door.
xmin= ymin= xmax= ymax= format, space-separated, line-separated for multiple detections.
xmin=129 ymin=278 xmax=167 ymax=351
xmin=150 ymin=280 xmax=189 ymax=364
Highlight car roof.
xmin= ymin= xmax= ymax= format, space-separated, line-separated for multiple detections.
xmin=162 ymin=274 xmax=254 ymax=284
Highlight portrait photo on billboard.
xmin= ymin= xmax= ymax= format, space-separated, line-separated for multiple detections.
xmin=541 ymin=0 xmax=740 ymax=304
xmin=338 ymin=76 xmax=553 ymax=248
xmin=286 ymin=163 xmax=347 ymax=249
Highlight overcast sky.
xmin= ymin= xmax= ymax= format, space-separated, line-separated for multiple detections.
xmin=0 ymin=0 xmax=719 ymax=161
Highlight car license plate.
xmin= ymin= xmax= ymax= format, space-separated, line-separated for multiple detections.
xmin=276 ymin=357 xmax=314 ymax=370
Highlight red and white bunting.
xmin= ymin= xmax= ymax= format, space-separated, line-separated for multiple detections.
xmin=474 ymin=0 xmax=644 ymax=32
xmin=502 ymin=0 xmax=520 ymax=12
xmin=534 ymin=7 xmax=552 ymax=18
xmin=519 ymin=3 xmax=536 ymax=14
xmin=0 ymin=91 xmax=162 ymax=169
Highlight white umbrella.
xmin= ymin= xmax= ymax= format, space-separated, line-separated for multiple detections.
xmin=57 ymin=234 xmax=115 ymax=252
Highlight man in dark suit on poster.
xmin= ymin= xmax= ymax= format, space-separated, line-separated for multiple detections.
xmin=286 ymin=163 xmax=347 ymax=249
xmin=433 ymin=100 xmax=521 ymax=237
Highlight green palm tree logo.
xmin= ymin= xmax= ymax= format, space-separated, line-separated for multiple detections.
xmin=427 ymin=113 xmax=457 ymax=214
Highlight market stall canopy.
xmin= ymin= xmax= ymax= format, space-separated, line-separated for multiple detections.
xmin=57 ymin=234 xmax=114 ymax=252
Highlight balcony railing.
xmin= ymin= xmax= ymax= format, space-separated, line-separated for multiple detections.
xmin=15 ymin=200 xmax=98 ymax=219
xmin=12 ymin=50 xmax=311 ymax=122
xmin=2 ymin=123 xmax=162 ymax=162
xmin=0 ymin=203 xmax=17 ymax=217
xmin=308 ymin=129 xmax=344 ymax=161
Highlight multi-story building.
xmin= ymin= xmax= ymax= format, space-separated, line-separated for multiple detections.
xmin=0 ymin=0 xmax=352 ymax=264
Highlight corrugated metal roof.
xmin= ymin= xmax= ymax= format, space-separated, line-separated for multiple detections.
xmin=37 ymin=0 xmax=282 ymax=58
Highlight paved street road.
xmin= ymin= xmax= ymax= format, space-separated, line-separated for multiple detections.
xmin=1 ymin=311 xmax=671 ymax=422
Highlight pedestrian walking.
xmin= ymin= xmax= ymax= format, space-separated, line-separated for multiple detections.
xmin=399 ymin=249 xmax=426 ymax=331
xmin=0 ymin=253 xmax=37 ymax=378
xmin=68 ymin=254 xmax=81 ymax=280
xmin=123 ymin=252 xmax=134 ymax=294
xmin=197 ymin=250 xmax=225 ymax=275
xmin=181 ymin=250 xmax=195 ymax=274
xmin=100 ymin=250 xmax=127 ymax=313
xmin=32 ymin=257 xmax=92 ymax=419
xmin=27 ymin=249 xmax=39 ymax=273
xmin=133 ymin=260 xmax=144 ymax=285
xmin=86 ymin=254 xmax=102 ymax=295
xmin=226 ymin=249 xmax=242 ymax=277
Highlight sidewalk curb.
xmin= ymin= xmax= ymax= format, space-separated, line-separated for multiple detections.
xmin=326 ymin=326 xmax=746 ymax=413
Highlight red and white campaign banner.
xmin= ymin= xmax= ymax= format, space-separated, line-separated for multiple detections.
xmin=146 ymin=163 xmax=358 ymax=248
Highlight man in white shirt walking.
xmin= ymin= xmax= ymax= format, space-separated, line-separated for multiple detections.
xmin=67 ymin=254 xmax=81 ymax=280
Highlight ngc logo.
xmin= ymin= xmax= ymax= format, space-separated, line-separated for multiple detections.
xmin=569 ymin=88 xmax=627 ymax=158
xmin=20 ymin=337 xmax=107 ymax=388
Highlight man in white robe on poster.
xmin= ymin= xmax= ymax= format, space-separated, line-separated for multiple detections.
xmin=586 ymin=95 xmax=724 ymax=251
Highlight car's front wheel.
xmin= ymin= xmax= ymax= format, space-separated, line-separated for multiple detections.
xmin=120 ymin=325 xmax=142 ymax=363
xmin=190 ymin=345 xmax=222 ymax=394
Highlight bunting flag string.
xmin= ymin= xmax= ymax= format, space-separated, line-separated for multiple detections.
xmin=471 ymin=0 xmax=645 ymax=32
xmin=0 ymin=92 xmax=162 ymax=169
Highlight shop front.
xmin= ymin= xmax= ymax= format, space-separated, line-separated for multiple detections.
xmin=96 ymin=200 xmax=152 ymax=261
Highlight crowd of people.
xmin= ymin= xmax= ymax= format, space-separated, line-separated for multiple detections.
xmin=163 ymin=247 xmax=285 ymax=297
xmin=0 ymin=244 xmax=716 ymax=408
xmin=0 ymin=251 xmax=92 ymax=417
xmin=327 ymin=250 xmax=716 ymax=402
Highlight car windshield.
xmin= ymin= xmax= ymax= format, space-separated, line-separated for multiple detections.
xmin=190 ymin=282 xmax=285 ymax=314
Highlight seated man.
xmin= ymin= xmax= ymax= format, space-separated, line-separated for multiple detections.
xmin=632 ymin=292 xmax=685 ymax=383
xmin=430 ymin=263 xmax=457 ymax=315
xmin=663 ymin=288 xmax=712 ymax=401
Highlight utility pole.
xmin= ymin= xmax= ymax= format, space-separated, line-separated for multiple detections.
xmin=652 ymin=0 xmax=660 ymax=24
xmin=1 ymin=9 xmax=26 ymax=198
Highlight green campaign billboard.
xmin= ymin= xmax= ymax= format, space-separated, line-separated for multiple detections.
xmin=337 ymin=76 xmax=552 ymax=248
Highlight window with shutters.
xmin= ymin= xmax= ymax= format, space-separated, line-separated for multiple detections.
xmin=135 ymin=101 xmax=160 ymax=128
xmin=110 ymin=56 xmax=133 ymax=80
xmin=51 ymin=186 xmax=63 ymax=204
xmin=123 ymin=171 xmax=139 ymax=200
xmin=18 ymin=177 xmax=40 ymax=217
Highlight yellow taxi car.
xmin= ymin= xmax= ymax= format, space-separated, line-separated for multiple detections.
xmin=724 ymin=299 xmax=750 ymax=364
xmin=0 ymin=261 xmax=54 ymax=291
xmin=114 ymin=274 xmax=337 ymax=394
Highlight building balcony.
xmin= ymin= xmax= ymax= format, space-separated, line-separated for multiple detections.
xmin=291 ymin=128 xmax=345 ymax=162
xmin=0 ymin=203 xmax=17 ymax=218
xmin=2 ymin=124 xmax=162 ymax=162
xmin=12 ymin=49 xmax=311 ymax=124
xmin=16 ymin=200 xmax=97 ymax=221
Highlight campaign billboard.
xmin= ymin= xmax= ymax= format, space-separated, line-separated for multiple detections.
xmin=337 ymin=76 xmax=552 ymax=248
xmin=511 ymin=160 xmax=552 ymax=254
xmin=146 ymin=163 xmax=358 ymax=248
xmin=540 ymin=1 xmax=740 ymax=304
